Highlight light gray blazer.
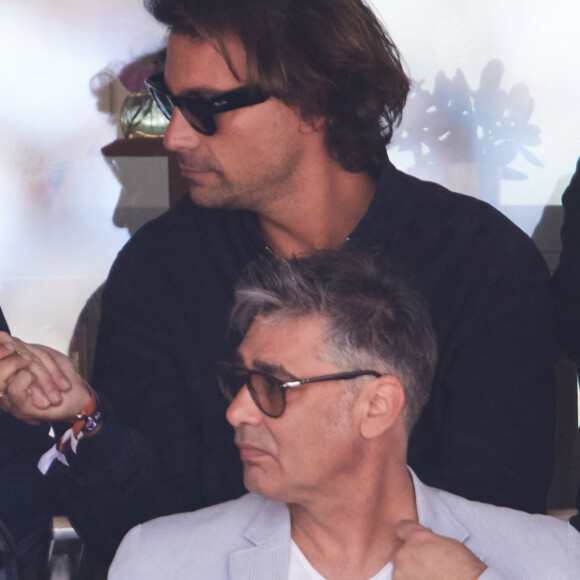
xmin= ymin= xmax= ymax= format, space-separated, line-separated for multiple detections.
xmin=109 ymin=471 xmax=580 ymax=579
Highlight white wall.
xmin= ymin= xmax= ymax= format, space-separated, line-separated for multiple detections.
xmin=380 ymin=0 xmax=579 ymax=208
xmin=0 ymin=0 xmax=166 ymax=350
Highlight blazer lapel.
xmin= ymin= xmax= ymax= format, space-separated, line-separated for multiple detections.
xmin=411 ymin=469 xmax=492 ymax=564
xmin=229 ymin=497 xmax=291 ymax=580
xmin=411 ymin=469 xmax=470 ymax=544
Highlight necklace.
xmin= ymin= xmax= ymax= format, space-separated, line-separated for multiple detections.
xmin=264 ymin=236 xmax=352 ymax=258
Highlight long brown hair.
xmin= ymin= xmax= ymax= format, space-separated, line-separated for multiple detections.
xmin=146 ymin=0 xmax=410 ymax=176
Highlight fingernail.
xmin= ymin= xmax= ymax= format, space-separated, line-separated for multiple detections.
xmin=20 ymin=353 xmax=32 ymax=361
xmin=50 ymin=392 xmax=62 ymax=404
xmin=41 ymin=395 xmax=50 ymax=407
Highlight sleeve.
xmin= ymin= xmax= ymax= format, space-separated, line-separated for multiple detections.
xmin=0 ymin=308 xmax=58 ymax=560
xmin=410 ymin=232 xmax=558 ymax=513
xmin=42 ymin=248 xmax=210 ymax=564
xmin=567 ymin=521 xmax=580 ymax=572
xmin=108 ymin=525 xmax=145 ymax=580
xmin=552 ymin=157 xmax=580 ymax=365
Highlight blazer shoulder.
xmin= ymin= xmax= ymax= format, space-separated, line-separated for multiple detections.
xmin=142 ymin=493 xmax=271 ymax=539
xmin=110 ymin=495 xmax=282 ymax=579
xmin=432 ymin=487 xmax=580 ymax=577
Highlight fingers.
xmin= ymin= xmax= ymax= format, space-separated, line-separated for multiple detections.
xmin=0 ymin=368 xmax=44 ymax=425
xmin=0 ymin=346 xmax=31 ymax=393
xmin=394 ymin=520 xmax=452 ymax=556
xmin=392 ymin=519 xmax=487 ymax=580
xmin=29 ymin=345 xmax=82 ymax=390
xmin=1 ymin=338 xmax=64 ymax=405
xmin=8 ymin=339 xmax=71 ymax=405
xmin=0 ymin=333 xmax=27 ymax=362
xmin=0 ymin=364 xmax=93 ymax=424
xmin=395 ymin=520 xmax=429 ymax=541
xmin=0 ymin=336 xmax=91 ymax=423
xmin=0 ymin=335 xmax=93 ymax=425
xmin=25 ymin=342 xmax=73 ymax=392
xmin=0 ymin=331 xmax=15 ymax=350
xmin=3 ymin=337 xmax=87 ymax=406
xmin=0 ymin=345 xmax=32 ymax=418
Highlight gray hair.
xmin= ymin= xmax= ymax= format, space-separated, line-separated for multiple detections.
xmin=231 ymin=250 xmax=437 ymax=432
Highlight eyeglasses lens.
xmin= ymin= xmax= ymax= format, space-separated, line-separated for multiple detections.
xmin=181 ymin=109 xmax=215 ymax=135
xmin=217 ymin=364 xmax=284 ymax=418
xmin=250 ymin=373 xmax=284 ymax=418
xmin=147 ymin=83 xmax=214 ymax=135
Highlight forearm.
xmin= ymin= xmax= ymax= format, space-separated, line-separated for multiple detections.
xmin=42 ymin=393 xmax=203 ymax=564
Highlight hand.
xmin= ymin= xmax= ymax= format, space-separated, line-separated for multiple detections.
xmin=0 ymin=331 xmax=73 ymax=406
xmin=392 ymin=520 xmax=487 ymax=580
xmin=0 ymin=334 xmax=92 ymax=424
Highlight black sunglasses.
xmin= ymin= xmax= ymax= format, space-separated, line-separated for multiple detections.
xmin=216 ymin=361 xmax=381 ymax=418
xmin=144 ymin=72 xmax=269 ymax=136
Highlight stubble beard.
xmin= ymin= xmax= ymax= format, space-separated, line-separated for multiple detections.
xmin=186 ymin=176 xmax=269 ymax=211
xmin=183 ymin=152 xmax=301 ymax=214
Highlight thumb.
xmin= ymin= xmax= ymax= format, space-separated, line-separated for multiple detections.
xmin=394 ymin=519 xmax=429 ymax=542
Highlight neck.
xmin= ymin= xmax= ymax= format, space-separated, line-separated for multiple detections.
xmin=288 ymin=465 xmax=416 ymax=580
xmin=257 ymin=161 xmax=376 ymax=258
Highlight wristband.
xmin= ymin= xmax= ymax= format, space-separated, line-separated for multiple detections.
xmin=57 ymin=388 xmax=103 ymax=454
xmin=38 ymin=388 xmax=104 ymax=474
xmin=70 ymin=389 xmax=102 ymax=438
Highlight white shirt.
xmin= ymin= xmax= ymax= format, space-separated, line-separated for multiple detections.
xmin=287 ymin=540 xmax=393 ymax=580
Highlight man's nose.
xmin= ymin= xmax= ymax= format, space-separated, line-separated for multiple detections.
xmin=163 ymin=108 xmax=203 ymax=152
xmin=226 ymin=385 xmax=262 ymax=427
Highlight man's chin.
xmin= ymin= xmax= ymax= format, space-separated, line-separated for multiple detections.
xmin=243 ymin=468 xmax=274 ymax=497
xmin=186 ymin=185 xmax=226 ymax=209
xmin=243 ymin=476 xmax=263 ymax=496
xmin=187 ymin=186 xmax=247 ymax=212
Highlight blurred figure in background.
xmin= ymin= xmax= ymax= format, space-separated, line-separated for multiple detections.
xmin=553 ymin=157 xmax=580 ymax=373
xmin=552 ymin=157 xmax=580 ymax=531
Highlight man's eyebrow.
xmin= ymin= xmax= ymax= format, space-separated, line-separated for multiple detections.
xmin=162 ymin=77 xmax=216 ymax=98
xmin=251 ymin=360 xmax=297 ymax=382
xmin=179 ymin=88 xmax=219 ymax=99
xmin=233 ymin=351 xmax=297 ymax=381
xmin=172 ymin=83 xmax=239 ymax=99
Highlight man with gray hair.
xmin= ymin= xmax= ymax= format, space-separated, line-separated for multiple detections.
xmin=110 ymin=250 xmax=580 ymax=580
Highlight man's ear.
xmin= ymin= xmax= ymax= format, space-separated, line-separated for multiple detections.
xmin=357 ymin=375 xmax=405 ymax=440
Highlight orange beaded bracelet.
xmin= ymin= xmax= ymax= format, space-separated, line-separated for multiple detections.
xmin=70 ymin=389 xmax=100 ymax=438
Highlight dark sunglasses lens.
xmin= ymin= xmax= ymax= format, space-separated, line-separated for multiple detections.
xmin=252 ymin=374 xmax=284 ymax=418
xmin=180 ymin=106 xmax=216 ymax=136
xmin=216 ymin=364 xmax=285 ymax=417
